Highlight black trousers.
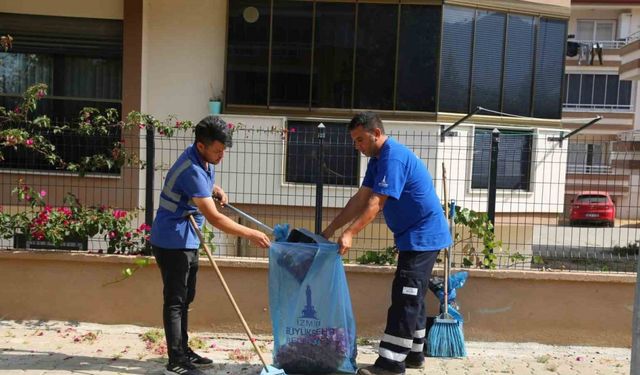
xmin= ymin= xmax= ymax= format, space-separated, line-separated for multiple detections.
xmin=153 ymin=246 xmax=199 ymax=364
xmin=375 ymin=250 xmax=439 ymax=373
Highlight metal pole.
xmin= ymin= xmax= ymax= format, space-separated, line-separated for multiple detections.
xmin=144 ymin=122 xmax=155 ymax=255
xmin=487 ymin=128 xmax=500 ymax=231
xmin=315 ymin=123 xmax=326 ymax=235
xmin=631 ymin=255 xmax=640 ymax=374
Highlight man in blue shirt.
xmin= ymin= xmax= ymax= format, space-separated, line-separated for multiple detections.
xmin=322 ymin=112 xmax=451 ymax=375
xmin=150 ymin=116 xmax=271 ymax=375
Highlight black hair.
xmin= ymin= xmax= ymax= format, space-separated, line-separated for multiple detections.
xmin=348 ymin=111 xmax=385 ymax=133
xmin=194 ymin=115 xmax=233 ymax=147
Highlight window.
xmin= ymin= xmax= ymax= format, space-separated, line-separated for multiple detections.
xmin=0 ymin=13 xmax=123 ymax=174
xmin=285 ymin=121 xmax=359 ymax=186
xmin=472 ymin=129 xmax=532 ymax=190
xmin=533 ymin=18 xmax=567 ymax=119
xmin=396 ymin=5 xmax=440 ymax=112
xmin=576 ymin=20 xmax=616 ymax=41
xmin=567 ymin=142 xmax=609 ymax=174
xmin=503 ymin=14 xmax=535 ymax=116
xmin=563 ymin=74 xmax=633 ymax=110
xmin=470 ymin=10 xmax=506 ymax=112
xmin=226 ymin=0 xmax=270 ymax=105
xmin=439 ymin=6 xmax=474 ymax=113
xmin=353 ymin=3 xmax=397 ymax=110
xmin=312 ymin=2 xmax=355 ymax=108
xmin=226 ymin=1 xmax=440 ymax=112
xmin=438 ymin=6 xmax=567 ymax=119
xmin=270 ymin=0 xmax=313 ymax=107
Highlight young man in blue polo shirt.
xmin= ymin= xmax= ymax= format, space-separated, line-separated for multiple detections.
xmin=150 ymin=116 xmax=271 ymax=375
xmin=322 ymin=111 xmax=451 ymax=375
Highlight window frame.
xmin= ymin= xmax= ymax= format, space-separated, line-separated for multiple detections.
xmin=562 ymin=73 xmax=634 ymax=111
xmin=469 ymin=126 xmax=535 ymax=192
xmin=576 ymin=19 xmax=617 ymax=41
xmin=283 ymin=118 xmax=360 ymax=188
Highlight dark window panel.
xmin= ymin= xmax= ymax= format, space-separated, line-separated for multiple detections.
xmin=619 ymin=80 xmax=632 ymax=106
xmin=396 ymin=5 xmax=440 ymax=112
xmin=285 ymin=121 xmax=358 ymax=186
xmin=580 ymin=74 xmax=593 ymax=105
xmin=439 ymin=6 xmax=474 ymax=113
xmin=353 ymin=3 xmax=397 ymax=110
xmin=605 ymin=74 xmax=619 ymax=106
xmin=472 ymin=129 xmax=532 ymax=190
xmin=270 ymin=0 xmax=313 ymax=107
xmin=226 ymin=0 xmax=271 ymax=105
xmin=533 ymin=18 xmax=567 ymax=119
xmin=593 ymin=75 xmax=606 ymax=105
xmin=503 ymin=14 xmax=535 ymax=116
xmin=567 ymin=74 xmax=580 ymax=104
xmin=312 ymin=2 xmax=355 ymax=109
xmin=471 ymin=10 xmax=505 ymax=112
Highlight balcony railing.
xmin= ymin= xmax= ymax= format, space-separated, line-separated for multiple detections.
xmin=567 ymin=164 xmax=612 ymax=174
xmin=562 ymin=103 xmax=633 ymax=112
xmin=572 ymin=39 xmax=627 ymax=49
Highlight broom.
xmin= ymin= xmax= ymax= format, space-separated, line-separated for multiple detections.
xmin=426 ymin=164 xmax=467 ymax=358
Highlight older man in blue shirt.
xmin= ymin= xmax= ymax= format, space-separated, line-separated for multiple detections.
xmin=322 ymin=111 xmax=451 ymax=375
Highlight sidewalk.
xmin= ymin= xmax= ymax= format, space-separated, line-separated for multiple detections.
xmin=0 ymin=320 xmax=630 ymax=374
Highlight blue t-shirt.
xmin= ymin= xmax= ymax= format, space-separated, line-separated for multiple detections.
xmin=150 ymin=144 xmax=214 ymax=249
xmin=362 ymin=137 xmax=452 ymax=251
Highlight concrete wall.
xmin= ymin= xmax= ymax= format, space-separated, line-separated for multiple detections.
xmin=140 ymin=0 xmax=226 ymax=119
xmin=0 ymin=251 xmax=634 ymax=347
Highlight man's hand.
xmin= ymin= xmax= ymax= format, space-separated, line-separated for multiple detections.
xmin=213 ymin=185 xmax=228 ymax=205
xmin=337 ymin=231 xmax=353 ymax=256
xmin=248 ymin=229 xmax=271 ymax=249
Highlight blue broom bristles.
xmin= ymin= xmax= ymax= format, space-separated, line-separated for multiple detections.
xmin=426 ymin=317 xmax=467 ymax=358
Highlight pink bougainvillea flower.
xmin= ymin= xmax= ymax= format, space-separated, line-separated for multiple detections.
xmin=289 ymin=128 xmax=296 ymax=133
xmin=25 ymin=138 xmax=34 ymax=147
xmin=112 ymin=210 xmax=127 ymax=219
xmin=138 ymin=123 xmax=145 ymax=129
xmin=37 ymin=89 xmax=45 ymax=99
xmin=228 ymin=123 xmax=234 ymax=129
xmin=109 ymin=231 xmax=117 ymax=239
xmin=175 ymin=121 xmax=182 ymax=128
xmin=39 ymin=189 xmax=47 ymax=197
xmin=125 ymin=232 xmax=132 ymax=239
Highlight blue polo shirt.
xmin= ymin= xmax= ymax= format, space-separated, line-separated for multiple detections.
xmin=362 ymin=137 xmax=451 ymax=251
xmin=150 ymin=144 xmax=214 ymax=249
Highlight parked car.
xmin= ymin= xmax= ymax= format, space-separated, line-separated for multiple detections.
xmin=569 ymin=191 xmax=616 ymax=227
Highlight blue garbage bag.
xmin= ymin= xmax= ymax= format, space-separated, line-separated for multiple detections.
xmin=269 ymin=239 xmax=357 ymax=374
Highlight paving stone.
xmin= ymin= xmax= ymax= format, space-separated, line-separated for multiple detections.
xmin=0 ymin=320 xmax=631 ymax=374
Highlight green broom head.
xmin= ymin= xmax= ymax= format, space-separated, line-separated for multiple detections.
xmin=426 ymin=313 xmax=467 ymax=358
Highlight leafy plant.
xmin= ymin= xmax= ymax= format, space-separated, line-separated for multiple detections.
xmin=356 ymin=246 xmax=397 ymax=266
xmin=451 ymin=205 xmax=504 ymax=269
xmin=2 ymin=179 xmax=150 ymax=254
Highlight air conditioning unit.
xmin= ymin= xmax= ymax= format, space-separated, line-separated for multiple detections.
xmin=618 ymin=13 xmax=632 ymax=39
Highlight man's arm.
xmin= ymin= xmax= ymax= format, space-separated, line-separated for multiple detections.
xmin=192 ymin=196 xmax=270 ymax=248
xmin=322 ymin=186 xmax=373 ymax=239
xmin=336 ymin=192 xmax=387 ymax=255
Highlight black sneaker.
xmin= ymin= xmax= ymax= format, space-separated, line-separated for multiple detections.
xmin=186 ymin=348 xmax=213 ymax=367
xmin=164 ymin=361 xmax=205 ymax=375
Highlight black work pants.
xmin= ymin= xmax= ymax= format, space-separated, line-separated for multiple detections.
xmin=375 ymin=250 xmax=439 ymax=373
xmin=153 ymin=246 xmax=199 ymax=364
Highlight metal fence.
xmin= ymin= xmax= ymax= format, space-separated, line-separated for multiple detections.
xmin=2 ymin=122 xmax=639 ymax=273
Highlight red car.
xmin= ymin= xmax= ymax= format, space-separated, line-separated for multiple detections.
xmin=569 ymin=191 xmax=616 ymax=227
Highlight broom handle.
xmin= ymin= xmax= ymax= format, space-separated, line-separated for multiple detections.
xmin=442 ymin=163 xmax=450 ymax=315
xmin=188 ymin=215 xmax=270 ymax=368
